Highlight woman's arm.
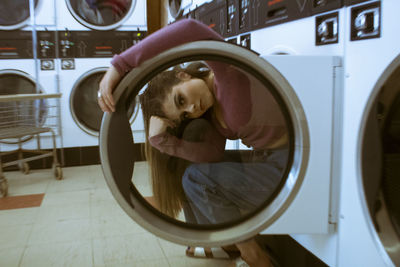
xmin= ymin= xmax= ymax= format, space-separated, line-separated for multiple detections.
xmin=111 ymin=19 xmax=224 ymax=75
xmin=149 ymin=118 xmax=226 ymax=163
xmin=98 ymin=19 xmax=223 ymax=113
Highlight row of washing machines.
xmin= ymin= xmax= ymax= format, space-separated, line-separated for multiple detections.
xmin=1 ymin=0 xmax=399 ymax=266
xmin=0 ymin=0 xmax=147 ymax=152
xmin=111 ymin=0 xmax=396 ymax=267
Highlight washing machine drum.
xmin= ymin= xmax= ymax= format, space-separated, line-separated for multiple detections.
xmin=99 ymin=41 xmax=309 ymax=246
xmin=169 ymin=0 xmax=184 ymax=19
xmin=66 ymin=0 xmax=136 ymax=30
xmin=0 ymin=70 xmax=46 ymax=143
xmin=70 ymin=68 xmax=138 ymax=137
xmin=0 ymin=0 xmax=38 ymax=30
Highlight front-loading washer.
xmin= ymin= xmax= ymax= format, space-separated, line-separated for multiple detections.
xmin=0 ymin=30 xmax=61 ymax=154
xmin=338 ymin=1 xmax=400 ymax=266
xmin=0 ymin=0 xmax=56 ymax=30
xmin=56 ymin=0 xmax=146 ymax=31
xmin=183 ymin=1 xmax=345 ymax=265
xmin=58 ymin=30 xmax=145 ymax=149
xmin=98 ymin=40 xmax=343 ymax=259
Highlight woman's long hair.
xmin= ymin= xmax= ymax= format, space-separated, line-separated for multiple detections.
xmin=139 ymin=61 xmax=211 ymax=218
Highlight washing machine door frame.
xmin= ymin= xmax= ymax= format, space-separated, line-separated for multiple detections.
xmin=0 ymin=0 xmax=40 ymax=30
xmin=65 ymin=0 xmax=137 ymax=31
xmin=99 ymin=40 xmax=310 ymax=247
xmin=357 ymin=54 xmax=400 ymax=267
xmin=70 ymin=67 xmax=140 ymax=137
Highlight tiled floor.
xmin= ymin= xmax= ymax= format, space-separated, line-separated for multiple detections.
xmin=0 ymin=164 xmax=231 ymax=267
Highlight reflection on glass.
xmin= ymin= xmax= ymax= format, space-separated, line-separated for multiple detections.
xmin=71 ymin=70 xmax=138 ymax=134
xmin=362 ymin=66 xmax=400 ymax=265
xmin=0 ymin=0 xmax=38 ymax=26
xmin=130 ymin=60 xmax=291 ymax=225
xmin=68 ymin=0 xmax=132 ymax=26
xmin=0 ymin=73 xmax=45 ymax=143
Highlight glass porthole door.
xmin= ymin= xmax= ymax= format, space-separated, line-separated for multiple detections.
xmin=66 ymin=0 xmax=137 ymax=30
xmin=99 ymin=41 xmax=310 ymax=246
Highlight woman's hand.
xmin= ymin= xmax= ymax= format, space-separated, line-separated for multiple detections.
xmin=98 ymin=65 xmax=122 ymax=113
xmin=149 ymin=116 xmax=176 ymax=138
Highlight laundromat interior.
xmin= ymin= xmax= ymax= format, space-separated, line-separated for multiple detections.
xmin=1 ymin=0 xmax=399 ymax=266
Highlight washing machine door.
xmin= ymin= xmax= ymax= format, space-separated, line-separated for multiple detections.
xmin=169 ymin=0 xmax=184 ymax=19
xmin=70 ymin=67 xmax=139 ymax=137
xmin=0 ymin=69 xmax=46 ymax=144
xmin=361 ymin=55 xmax=400 ymax=266
xmin=66 ymin=0 xmax=137 ymax=30
xmin=99 ymin=41 xmax=309 ymax=246
xmin=0 ymin=0 xmax=38 ymax=30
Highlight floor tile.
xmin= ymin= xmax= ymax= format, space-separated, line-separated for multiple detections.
xmin=96 ymin=258 xmax=170 ymax=267
xmin=20 ymin=240 xmax=92 ymax=267
xmin=157 ymin=238 xmax=188 ymax=258
xmin=92 ymin=232 xmax=166 ymax=266
xmin=6 ymin=173 xmax=51 ymax=196
xmin=41 ymin=189 xmax=92 ymax=207
xmin=46 ymin=167 xmax=96 ymax=193
xmin=0 ymin=247 xmax=25 ymax=267
xmin=90 ymin=199 xmax=127 ymax=219
xmin=28 ymin=218 xmax=91 ymax=245
xmin=167 ymin=256 xmax=232 ymax=267
xmin=0 ymin=193 xmax=44 ymax=210
xmin=0 ymin=224 xmax=33 ymax=250
xmin=0 ymin=207 xmax=39 ymax=227
xmin=91 ymin=213 xmax=147 ymax=239
xmin=35 ymin=201 xmax=91 ymax=224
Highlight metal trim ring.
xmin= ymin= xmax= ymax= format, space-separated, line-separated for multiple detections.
xmin=65 ymin=0 xmax=137 ymax=31
xmin=99 ymin=40 xmax=310 ymax=247
xmin=0 ymin=0 xmax=41 ymax=30
xmin=357 ymin=54 xmax=400 ymax=267
xmin=70 ymin=67 xmax=140 ymax=137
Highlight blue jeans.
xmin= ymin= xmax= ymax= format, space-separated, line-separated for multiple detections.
xmin=181 ymin=148 xmax=288 ymax=225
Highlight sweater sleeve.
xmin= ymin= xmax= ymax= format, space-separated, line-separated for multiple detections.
xmin=111 ymin=19 xmax=224 ymax=75
xmin=149 ymin=125 xmax=226 ymax=163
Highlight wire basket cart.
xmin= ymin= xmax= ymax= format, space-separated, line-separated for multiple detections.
xmin=0 ymin=93 xmax=63 ymax=197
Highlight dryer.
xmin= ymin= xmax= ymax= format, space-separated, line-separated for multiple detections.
xmin=98 ymin=41 xmax=343 ymax=260
xmin=56 ymin=0 xmax=146 ymax=31
xmin=338 ymin=1 xmax=400 ymax=266
xmin=0 ymin=0 xmax=56 ymax=30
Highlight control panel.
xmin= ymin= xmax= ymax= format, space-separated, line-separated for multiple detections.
xmin=57 ymin=30 xmax=146 ymax=58
xmin=0 ymin=31 xmax=33 ymax=59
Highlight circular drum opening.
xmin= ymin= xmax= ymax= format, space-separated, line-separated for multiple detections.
xmin=0 ymin=0 xmax=39 ymax=30
xmin=100 ymin=41 xmax=309 ymax=246
xmin=70 ymin=67 xmax=139 ymax=136
xmin=360 ymin=55 xmax=400 ymax=266
xmin=169 ymin=0 xmax=184 ymax=19
xmin=66 ymin=0 xmax=137 ymax=30
xmin=0 ymin=70 xmax=46 ymax=144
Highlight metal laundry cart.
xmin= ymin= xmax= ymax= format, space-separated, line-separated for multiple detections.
xmin=0 ymin=93 xmax=63 ymax=197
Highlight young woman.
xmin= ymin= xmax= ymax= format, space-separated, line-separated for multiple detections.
xmin=98 ymin=18 xmax=288 ymax=267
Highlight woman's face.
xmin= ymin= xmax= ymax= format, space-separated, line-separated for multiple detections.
xmin=162 ymin=72 xmax=214 ymax=123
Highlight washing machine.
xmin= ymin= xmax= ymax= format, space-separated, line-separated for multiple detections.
xmin=98 ymin=37 xmax=343 ymax=264
xmin=248 ymin=2 xmax=346 ymax=266
xmin=0 ymin=29 xmax=60 ymax=154
xmin=338 ymin=1 xmax=400 ymax=266
xmin=0 ymin=0 xmax=56 ymax=30
xmin=56 ymin=0 xmax=146 ymax=31
xmin=177 ymin=1 xmax=345 ymax=265
xmin=58 ymin=30 xmax=145 ymax=148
